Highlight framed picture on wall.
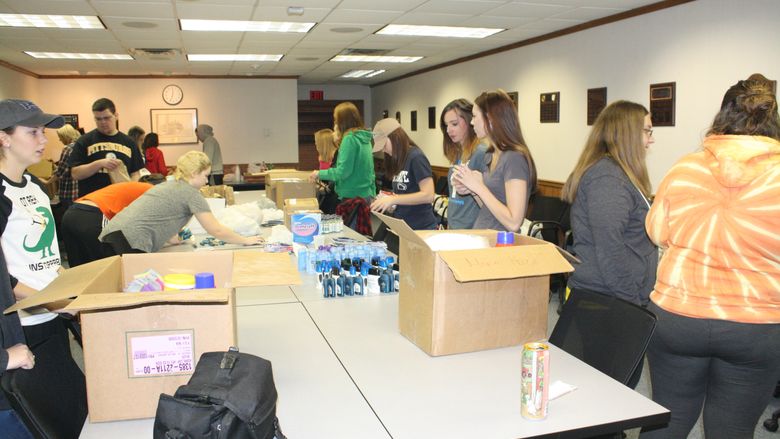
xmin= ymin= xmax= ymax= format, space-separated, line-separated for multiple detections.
xmin=150 ymin=108 xmax=198 ymax=144
xmin=61 ymin=114 xmax=79 ymax=129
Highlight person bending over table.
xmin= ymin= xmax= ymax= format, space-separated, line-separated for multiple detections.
xmin=370 ymin=118 xmax=437 ymax=230
xmin=451 ymin=89 xmax=537 ymax=232
xmin=640 ymin=74 xmax=780 ymax=439
xmin=61 ymin=175 xmax=164 ymax=267
xmin=99 ymin=151 xmax=262 ymax=255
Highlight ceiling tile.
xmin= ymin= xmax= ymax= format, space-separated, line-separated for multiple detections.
xmin=100 ymin=17 xmax=179 ymax=31
xmin=92 ymin=1 xmax=174 ymax=18
xmin=552 ymin=6 xmax=624 ymax=20
xmin=482 ymin=2 xmax=573 ymax=18
xmin=338 ymin=0 xmax=427 ymax=11
xmin=522 ymin=17 xmax=584 ymax=31
xmin=258 ymin=0 xmax=341 ymax=6
xmin=458 ymin=15 xmax=535 ymax=28
xmin=322 ymin=9 xmax=404 ymax=25
xmin=38 ymin=28 xmax=111 ymax=40
xmin=412 ymin=0 xmax=507 ymax=15
xmin=0 ymin=0 xmax=97 ymax=15
xmin=252 ymin=6 xmax=331 ymax=22
xmin=393 ymin=12 xmax=473 ymax=26
xmin=175 ymin=2 xmax=254 ymax=20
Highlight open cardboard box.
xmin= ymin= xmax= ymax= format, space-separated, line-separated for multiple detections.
xmin=200 ymin=184 xmax=235 ymax=205
xmin=5 ymin=250 xmax=296 ymax=422
xmin=376 ymin=213 xmax=575 ymax=356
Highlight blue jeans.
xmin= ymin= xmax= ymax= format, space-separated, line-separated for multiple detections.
xmin=641 ymin=302 xmax=780 ymax=439
xmin=0 ymin=409 xmax=33 ymax=439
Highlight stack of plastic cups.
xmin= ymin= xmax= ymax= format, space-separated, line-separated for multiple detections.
xmin=195 ymin=272 xmax=215 ymax=289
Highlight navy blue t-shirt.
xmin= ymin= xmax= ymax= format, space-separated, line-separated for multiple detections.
xmin=392 ymin=147 xmax=437 ymax=230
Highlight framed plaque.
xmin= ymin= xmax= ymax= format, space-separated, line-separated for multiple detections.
xmin=410 ymin=110 xmax=417 ymax=131
xmin=540 ymin=92 xmax=560 ymax=123
xmin=428 ymin=106 xmax=436 ymax=129
xmin=61 ymin=113 xmax=80 ymax=129
xmin=395 ymin=111 xmax=401 ymax=123
xmin=587 ymin=87 xmax=607 ymax=125
xmin=650 ymin=82 xmax=675 ymax=127
xmin=508 ymin=91 xmax=519 ymax=110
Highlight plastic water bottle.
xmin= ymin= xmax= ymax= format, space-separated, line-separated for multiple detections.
xmin=297 ymin=246 xmax=308 ymax=272
xmin=352 ymin=266 xmax=364 ymax=296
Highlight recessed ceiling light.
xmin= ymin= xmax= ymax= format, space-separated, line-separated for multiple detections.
xmin=187 ymin=54 xmax=283 ymax=62
xmin=122 ymin=21 xmax=157 ymax=29
xmin=376 ymin=24 xmax=503 ymax=38
xmin=331 ymin=27 xmax=363 ymax=34
xmin=25 ymin=52 xmax=132 ymax=60
xmin=331 ymin=55 xmax=421 ymax=63
xmin=0 ymin=14 xmax=104 ymax=29
xmin=340 ymin=69 xmax=386 ymax=78
xmin=180 ymin=19 xmax=314 ymax=33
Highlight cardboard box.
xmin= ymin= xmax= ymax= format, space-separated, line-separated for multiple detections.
xmin=200 ymin=184 xmax=235 ymax=205
xmin=265 ymin=171 xmax=315 ymax=208
xmin=376 ymin=213 xmax=574 ymax=356
xmin=5 ymin=250 xmax=298 ymax=422
xmin=283 ymin=198 xmax=320 ymax=229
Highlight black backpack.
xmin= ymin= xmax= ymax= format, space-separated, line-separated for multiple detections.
xmin=153 ymin=347 xmax=285 ymax=439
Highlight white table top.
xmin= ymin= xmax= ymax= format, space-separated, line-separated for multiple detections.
xmin=305 ymin=295 xmax=669 ymax=439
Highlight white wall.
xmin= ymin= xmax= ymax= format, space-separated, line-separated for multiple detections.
xmin=371 ymin=0 xmax=780 ymax=188
xmin=35 ymin=77 xmax=298 ymax=166
xmin=297 ymin=83 xmax=373 ymax=123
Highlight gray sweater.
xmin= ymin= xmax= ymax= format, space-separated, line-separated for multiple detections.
xmin=568 ymin=158 xmax=658 ymax=305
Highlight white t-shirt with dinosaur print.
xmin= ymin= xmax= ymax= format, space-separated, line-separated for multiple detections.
xmin=0 ymin=173 xmax=59 ymax=326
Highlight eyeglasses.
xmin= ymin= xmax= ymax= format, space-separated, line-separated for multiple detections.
xmin=94 ymin=115 xmax=115 ymax=122
xmin=643 ymin=128 xmax=654 ymax=137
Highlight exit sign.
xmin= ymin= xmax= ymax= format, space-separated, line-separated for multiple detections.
xmin=310 ymin=90 xmax=324 ymax=100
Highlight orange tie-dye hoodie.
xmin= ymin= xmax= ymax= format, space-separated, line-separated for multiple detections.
xmin=646 ymin=135 xmax=780 ymax=323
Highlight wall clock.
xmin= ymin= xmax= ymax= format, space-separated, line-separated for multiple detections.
xmin=162 ymin=84 xmax=183 ymax=105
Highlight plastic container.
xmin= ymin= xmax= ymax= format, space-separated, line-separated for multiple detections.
xmin=194 ymin=272 xmax=215 ymax=289
xmin=496 ymin=231 xmax=515 ymax=247
xmin=163 ymin=273 xmax=196 ymax=290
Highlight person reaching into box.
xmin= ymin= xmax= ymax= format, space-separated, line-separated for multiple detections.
xmin=99 ymin=151 xmax=263 ymax=255
xmin=370 ymin=118 xmax=437 ymax=230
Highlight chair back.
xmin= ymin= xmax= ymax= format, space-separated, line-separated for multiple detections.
xmin=549 ymin=289 xmax=656 ymax=385
xmin=1 ymin=336 xmax=87 ymax=439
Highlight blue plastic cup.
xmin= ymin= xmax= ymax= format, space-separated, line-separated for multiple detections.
xmin=496 ymin=231 xmax=515 ymax=247
xmin=195 ymin=272 xmax=216 ymax=289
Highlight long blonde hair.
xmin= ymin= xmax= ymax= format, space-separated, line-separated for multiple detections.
xmin=56 ymin=124 xmax=80 ymax=145
xmin=174 ymin=151 xmax=211 ymax=181
xmin=314 ymin=128 xmax=338 ymax=163
xmin=561 ymin=100 xmax=651 ymax=203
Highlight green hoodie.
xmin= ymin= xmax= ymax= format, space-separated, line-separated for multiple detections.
xmin=318 ymin=129 xmax=376 ymax=199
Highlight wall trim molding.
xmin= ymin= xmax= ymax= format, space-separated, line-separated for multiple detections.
xmin=372 ymin=0 xmax=694 ymax=87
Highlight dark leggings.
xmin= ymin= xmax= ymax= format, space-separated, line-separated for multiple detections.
xmin=61 ymin=203 xmax=106 ymax=267
xmin=101 ymin=231 xmax=145 ymax=256
xmin=640 ymin=302 xmax=780 ymax=439
xmin=22 ymin=316 xmax=71 ymax=359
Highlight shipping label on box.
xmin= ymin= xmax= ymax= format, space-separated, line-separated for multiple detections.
xmin=291 ymin=212 xmax=321 ymax=244
xmin=126 ymin=329 xmax=195 ymax=378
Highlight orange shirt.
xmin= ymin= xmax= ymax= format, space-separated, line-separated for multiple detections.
xmin=646 ymin=135 xmax=780 ymax=323
xmin=77 ymin=182 xmax=153 ymax=219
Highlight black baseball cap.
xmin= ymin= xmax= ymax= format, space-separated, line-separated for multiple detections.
xmin=0 ymin=99 xmax=65 ymax=130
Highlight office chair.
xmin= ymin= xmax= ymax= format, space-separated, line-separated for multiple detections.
xmin=1 ymin=336 xmax=88 ymax=439
xmin=549 ymin=290 xmax=656 ymax=439
xmin=549 ymin=289 xmax=656 ymax=386
xmin=526 ymin=194 xmax=572 ymax=307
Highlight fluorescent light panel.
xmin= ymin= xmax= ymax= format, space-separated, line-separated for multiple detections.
xmin=340 ymin=69 xmax=386 ymax=78
xmin=331 ymin=55 xmax=421 ymax=63
xmin=377 ymin=24 xmax=502 ymax=39
xmin=25 ymin=52 xmax=132 ymax=60
xmin=188 ymin=54 xmax=283 ymax=62
xmin=180 ymin=19 xmax=314 ymax=33
xmin=0 ymin=14 xmax=103 ymax=29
